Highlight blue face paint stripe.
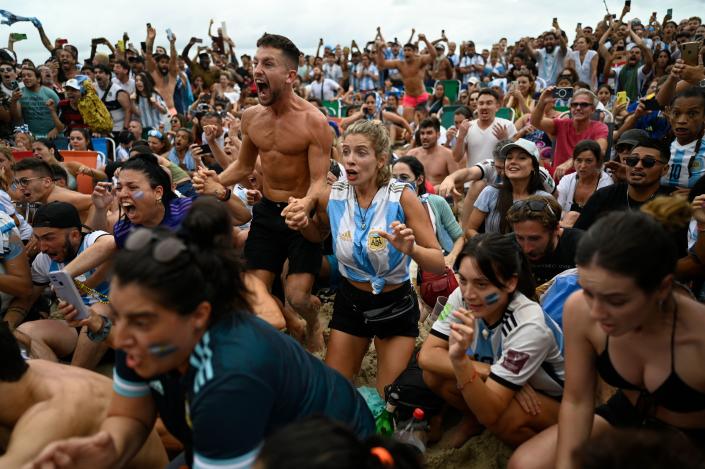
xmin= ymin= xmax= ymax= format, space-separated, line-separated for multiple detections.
xmin=484 ymin=292 xmax=500 ymax=305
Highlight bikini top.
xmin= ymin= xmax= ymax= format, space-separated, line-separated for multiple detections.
xmin=595 ymin=306 xmax=705 ymax=413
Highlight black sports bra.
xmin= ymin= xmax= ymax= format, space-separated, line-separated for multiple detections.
xmin=595 ymin=305 xmax=705 ymax=413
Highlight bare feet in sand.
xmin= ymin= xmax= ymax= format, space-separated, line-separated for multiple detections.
xmin=282 ymin=302 xmax=307 ymax=343
xmin=448 ymin=415 xmax=484 ymax=448
xmin=304 ymin=295 xmax=324 ymax=353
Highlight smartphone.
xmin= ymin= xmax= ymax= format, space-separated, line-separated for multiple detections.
xmin=681 ymin=41 xmax=701 ymax=66
xmin=194 ymin=38 xmax=203 ymax=44
xmin=56 ymin=38 xmax=68 ymax=46
xmin=117 ymin=40 xmax=125 ymax=52
xmin=140 ymin=41 xmax=147 ymax=52
xmin=643 ymin=94 xmax=660 ymax=111
xmin=667 ymin=8 xmax=673 ymax=17
xmin=10 ymin=80 xmax=19 ymax=90
xmin=612 ymin=14 xmax=617 ymax=19
xmin=552 ymin=87 xmax=574 ymax=99
xmin=10 ymin=33 xmax=27 ymax=41
xmin=615 ymin=91 xmax=628 ymax=107
xmin=199 ymin=144 xmax=211 ymax=154
xmin=146 ymin=22 xmax=151 ymax=28
xmin=553 ymin=17 xmax=558 ymax=23
xmin=48 ymin=270 xmax=90 ymax=320
xmin=166 ymin=28 xmax=174 ymax=42
xmin=577 ymin=22 xmax=582 ymax=29
xmin=625 ymin=0 xmax=631 ymax=7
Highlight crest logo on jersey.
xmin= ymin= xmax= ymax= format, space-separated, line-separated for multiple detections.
xmin=367 ymin=233 xmax=387 ymax=251
xmin=339 ymin=230 xmax=352 ymax=241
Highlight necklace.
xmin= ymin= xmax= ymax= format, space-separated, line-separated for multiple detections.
xmin=353 ymin=189 xmax=370 ymax=230
xmin=625 ymin=186 xmax=656 ymax=209
xmin=74 ymin=279 xmax=110 ymax=304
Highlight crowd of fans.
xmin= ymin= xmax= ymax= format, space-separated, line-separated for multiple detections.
xmin=1 ymin=4 xmax=705 ymax=469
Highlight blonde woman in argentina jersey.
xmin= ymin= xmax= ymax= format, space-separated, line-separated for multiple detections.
xmin=284 ymin=119 xmax=445 ymax=397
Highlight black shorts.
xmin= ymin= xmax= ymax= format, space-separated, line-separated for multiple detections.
xmin=244 ymin=197 xmax=322 ymax=276
xmin=330 ymin=278 xmax=419 ymax=339
xmin=596 ymin=390 xmax=705 ymax=448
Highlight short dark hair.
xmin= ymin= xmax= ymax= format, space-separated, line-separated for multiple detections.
xmin=256 ymin=33 xmax=300 ymax=69
xmin=202 ymin=111 xmax=223 ymax=123
xmin=49 ymin=162 xmax=69 ymax=184
xmin=0 ymin=322 xmax=29 ymax=382
xmin=21 ymin=67 xmax=41 ymax=79
xmin=94 ymin=63 xmax=112 ymax=75
xmin=14 ymin=157 xmax=53 ymax=178
xmin=115 ymin=59 xmax=130 ymax=71
xmin=454 ymin=106 xmax=472 ymax=119
xmin=403 ymin=42 xmax=417 ymax=50
xmin=633 ymin=137 xmax=671 ymax=164
xmin=419 ymin=117 xmax=440 ymax=132
xmin=477 ymin=88 xmax=500 ymax=102
xmin=573 ymin=139 xmax=603 ymax=165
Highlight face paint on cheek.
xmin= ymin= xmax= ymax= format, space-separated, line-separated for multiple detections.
xmin=147 ymin=343 xmax=178 ymax=357
xmin=132 ymin=190 xmax=144 ymax=200
xmin=484 ymin=292 xmax=500 ymax=305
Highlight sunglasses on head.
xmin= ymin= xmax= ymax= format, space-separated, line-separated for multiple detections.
xmin=148 ymin=129 xmax=163 ymax=139
xmin=570 ymin=102 xmax=592 ymax=109
xmin=124 ymin=228 xmax=188 ymax=263
xmin=512 ymin=199 xmax=556 ymax=218
xmin=623 ymin=156 xmax=664 ymax=168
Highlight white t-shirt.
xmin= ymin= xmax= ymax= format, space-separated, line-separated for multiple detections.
xmin=431 ymin=288 xmax=565 ymax=397
xmin=463 ymin=118 xmax=517 ymax=168
xmin=307 ymin=79 xmax=340 ymax=102
xmin=556 ymin=171 xmax=614 ymax=215
xmin=112 ymin=76 xmax=135 ymax=96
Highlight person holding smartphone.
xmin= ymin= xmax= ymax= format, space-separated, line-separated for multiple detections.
xmin=12 ymin=202 xmax=114 ymax=369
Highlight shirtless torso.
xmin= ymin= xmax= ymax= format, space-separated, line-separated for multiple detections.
xmin=0 ymin=360 xmax=167 ymax=468
xmin=408 ymin=144 xmax=458 ymax=187
xmin=46 ymin=186 xmax=93 ymax=223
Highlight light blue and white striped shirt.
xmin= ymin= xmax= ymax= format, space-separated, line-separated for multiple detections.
xmin=661 ymin=138 xmax=705 ymax=188
xmin=328 ymin=180 xmax=410 ymax=294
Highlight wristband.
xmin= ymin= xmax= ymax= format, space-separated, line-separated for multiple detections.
xmin=218 ymin=187 xmax=232 ymax=202
xmin=87 ymin=315 xmax=112 ymax=342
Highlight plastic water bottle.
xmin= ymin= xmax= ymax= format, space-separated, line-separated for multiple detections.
xmin=394 ymin=408 xmax=427 ymax=453
xmin=375 ymin=393 xmax=398 ymax=436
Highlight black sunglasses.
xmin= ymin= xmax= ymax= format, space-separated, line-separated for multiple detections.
xmin=512 ymin=199 xmax=556 ymax=218
xmin=124 ymin=228 xmax=188 ymax=263
xmin=570 ymin=102 xmax=592 ymax=109
xmin=624 ymin=156 xmax=664 ymax=169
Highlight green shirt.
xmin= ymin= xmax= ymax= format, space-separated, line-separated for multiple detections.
xmin=19 ymin=86 xmax=60 ymax=137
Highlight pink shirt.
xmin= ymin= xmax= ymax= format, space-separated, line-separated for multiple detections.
xmin=551 ymin=118 xmax=608 ymax=169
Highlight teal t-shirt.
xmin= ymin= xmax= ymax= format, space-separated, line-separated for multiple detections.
xmin=19 ymin=86 xmax=60 ymax=137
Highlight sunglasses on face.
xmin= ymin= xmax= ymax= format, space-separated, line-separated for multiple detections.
xmin=393 ymin=174 xmax=414 ymax=182
xmin=570 ymin=102 xmax=592 ymax=109
xmin=624 ymin=156 xmax=664 ymax=168
xmin=124 ymin=228 xmax=188 ymax=263
xmin=0 ymin=67 xmax=13 ymax=73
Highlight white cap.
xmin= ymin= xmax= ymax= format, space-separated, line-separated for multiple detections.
xmin=64 ymin=78 xmax=81 ymax=90
xmin=500 ymin=138 xmax=539 ymax=163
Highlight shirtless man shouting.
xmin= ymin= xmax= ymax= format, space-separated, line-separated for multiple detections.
xmin=376 ymin=33 xmax=436 ymax=122
xmin=145 ymin=24 xmax=178 ymax=113
xmin=216 ymin=34 xmax=332 ymax=351
xmin=0 ymin=324 xmax=167 ymax=468
xmin=407 ymin=117 xmax=457 ymax=190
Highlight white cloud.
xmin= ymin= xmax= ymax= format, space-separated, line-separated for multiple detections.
xmin=3 ymin=0 xmax=701 ymax=65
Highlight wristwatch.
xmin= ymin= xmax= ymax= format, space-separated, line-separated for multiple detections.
xmin=87 ymin=315 xmax=112 ymax=342
xmin=217 ymin=187 xmax=232 ymax=201
xmin=699 ymin=79 xmax=705 ymax=89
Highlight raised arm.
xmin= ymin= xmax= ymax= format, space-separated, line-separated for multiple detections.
xmin=628 ymin=24 xmax=653 ymax=74
xmin=531 ymin=87 xmax=557 ymax=136
xmin=181 ymin=37 xmax=198 ymax=66
xmin=418 ymin=33 xmax=437 ymax=65
xmin=168 ymin=32 xmax=178 ymax=77
xmin=144 ymin=25 xmax=157 ymax=74
xmin=31 ymin=19 xmax=54 ymax=53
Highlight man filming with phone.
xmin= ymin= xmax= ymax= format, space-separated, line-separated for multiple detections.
xmin=12 ymin=202 xmax=115 ymax=370
xmin=531 ymin=87 xmax=608 ymax=180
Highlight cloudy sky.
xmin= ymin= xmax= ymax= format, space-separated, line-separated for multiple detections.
xmin=4 ymin=0 xmax=704 ymax=65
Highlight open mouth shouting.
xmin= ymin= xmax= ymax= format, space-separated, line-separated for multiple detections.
xmin=255 ymin=77 xmax=270 ymax=103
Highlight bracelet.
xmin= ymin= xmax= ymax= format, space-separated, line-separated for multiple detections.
xmin=87 ymin=315 xmax=112 ymax=342
xmin=456 ymin=366 xmax=479 ymax=391
xmin=218 ymin=187 xmax=232 ymax=201
xmin=5 ymin=306 xmax=27 ymax=319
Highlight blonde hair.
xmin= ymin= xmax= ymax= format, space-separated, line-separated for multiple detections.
xmin=343 ymin=119 xmax=391 ymax=187
xmin=572 ymin=89 xmax=598 ymax=106
xmin=640 ymin=196 xmax=691 ymax=232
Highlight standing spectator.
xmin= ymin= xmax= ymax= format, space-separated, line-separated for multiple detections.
xmin=453 ymin=89 xmax=517 ymax=168
xmin=145 ymin=25 xmax=179 ymax=112
xmin=182 ymin=39 xmax=219 ymax=88
xmin=614 ymin=26 xmax=654 ymax=102
xmin=57 ymin=78 xmax=88 ymax=135
xmin=306 ymin=67 xmax=341 ymax=103
xmin=354 ymin=54 xmax=378 ymax=92
xmin=458 ymin=41 xmax=485 ymax=85
xmin=111 ymin=59 xmax=135 ymax=95
xmin=18 ymin=67 xmax=61 ymax=139
xmin=132 ymin=72 xmax=167 ymax=131
xmin=531 ymin=88 xmax=608 ymax=179
xmin=566 ymin=36 xmax=598 ymax=90
xmin=526 ymin=23 xmax=568 ymax=86
xmin=93 ymin=64 xmax=131 ymax=134
xmin=322 ymin=52 xmax=343 ymax=86
xmin=407 ymin=117 xmax=457 ymax=188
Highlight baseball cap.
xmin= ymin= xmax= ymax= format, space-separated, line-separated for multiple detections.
xmin=616 ymin=129 xmax=648 ymax=149
xmin=33 ymin=202 xmax=83 ymax=229
xmin=500 ymin=138 xmax=540 ymax=163
xmin=64 ymin=78 xmax=81 ymax=90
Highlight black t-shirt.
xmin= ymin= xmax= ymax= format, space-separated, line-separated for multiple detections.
xmin=529 ymin=228 xmax=584 ymax=286
xmin=574 ymin=183 xmax=675 ymax=231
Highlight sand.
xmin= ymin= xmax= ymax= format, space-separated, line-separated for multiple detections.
xmin=316 ymin=300 xmax=513 ymax=469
